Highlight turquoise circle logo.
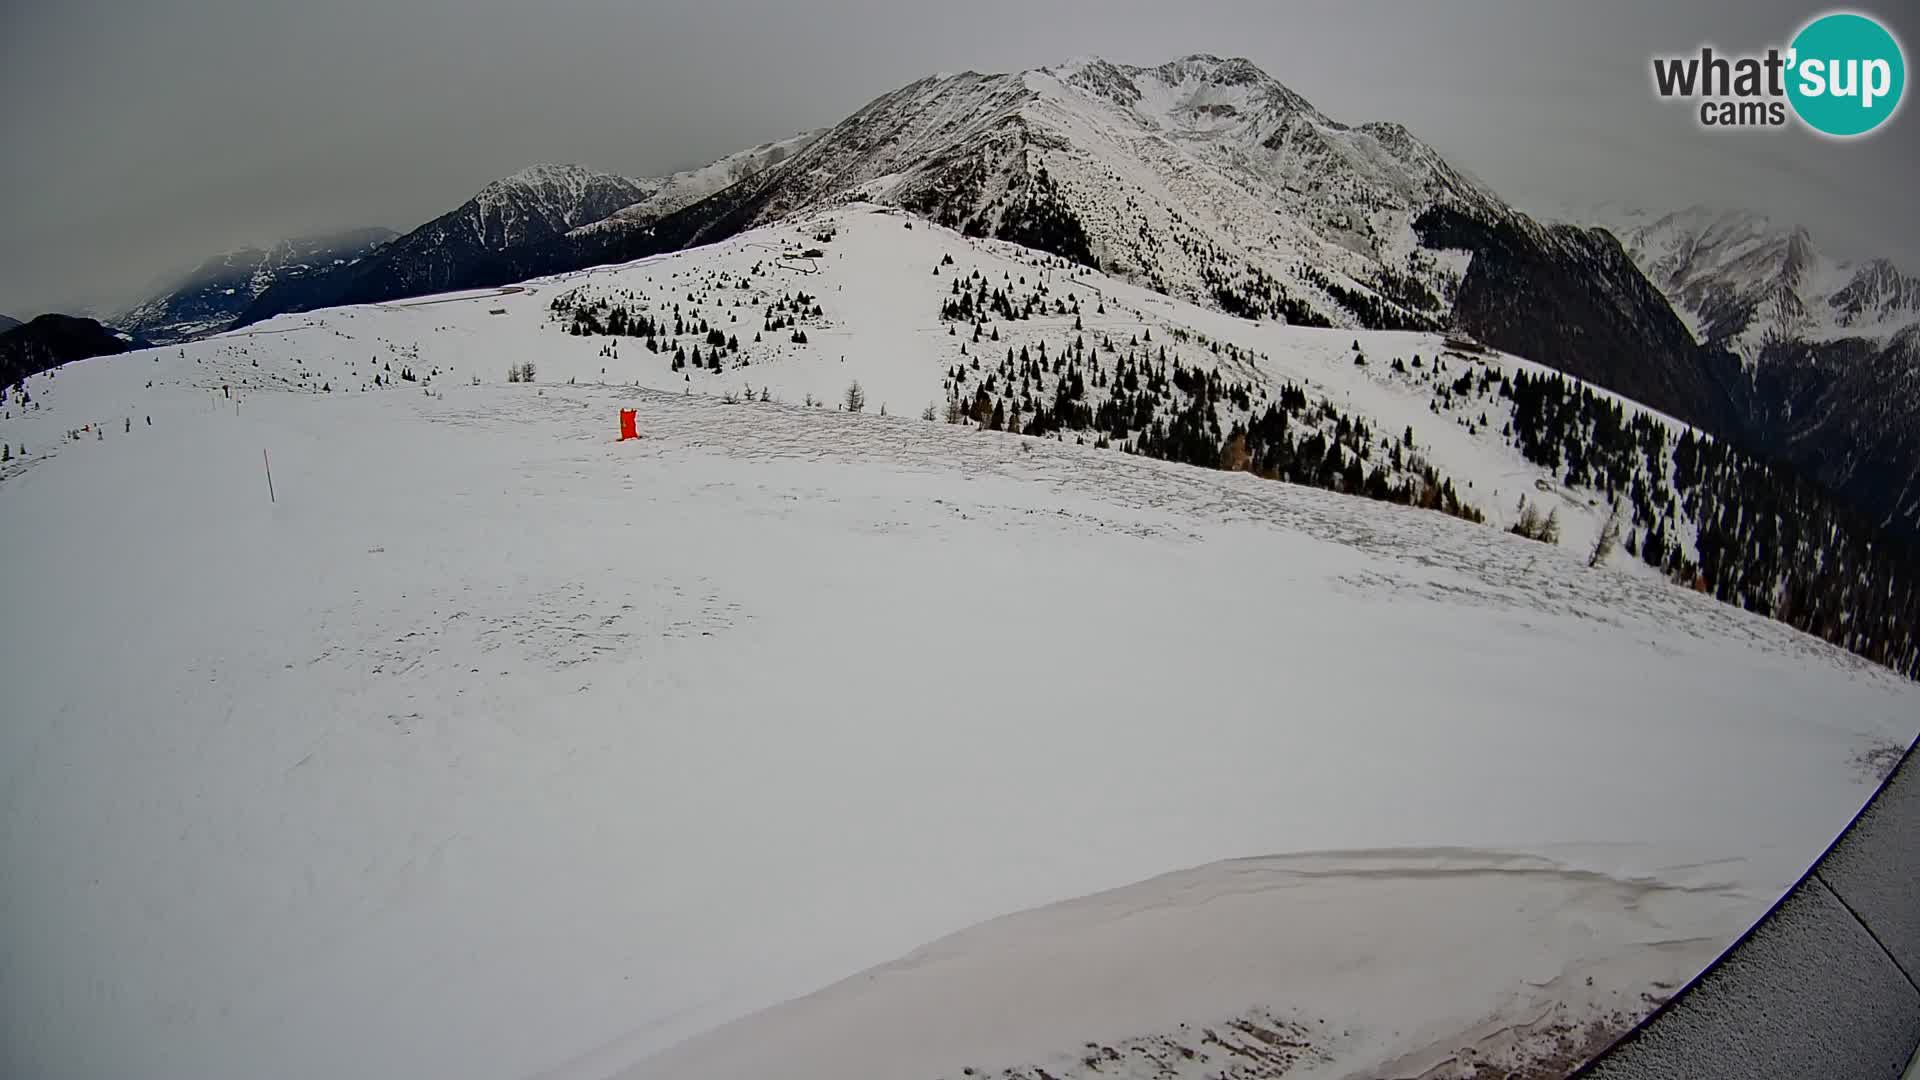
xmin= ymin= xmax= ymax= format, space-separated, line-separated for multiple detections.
xmin=1787 ymin=12 xmax=1906 ymax=136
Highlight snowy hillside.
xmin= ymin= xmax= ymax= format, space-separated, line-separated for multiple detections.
xmin=4 ymin=203 xmax=1918 ymax=1080
xmin=19 ymin=205 xmax=1920 ymax=666
xmin=1557 ymin=203 xmax=1920 ymax=361
xmin=38 ymin=204 xmax=1670 ymax=553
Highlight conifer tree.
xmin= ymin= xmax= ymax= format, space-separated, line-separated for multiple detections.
xmin=1589 ymin=501 xmax=1623 ymax=567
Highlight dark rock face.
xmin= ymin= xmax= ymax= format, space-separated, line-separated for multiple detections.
xmin=1743 ymin=329 xmax=1920 ymax=538
xmin=1414 ymin=207 xmax=1743 ymax=437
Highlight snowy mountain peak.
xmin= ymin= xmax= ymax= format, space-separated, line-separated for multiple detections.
xmin=245 ymin=55 xmax=1514 ymax=342
xmin=442 ymin=164 xmax=657 ymax=252
xmin=488 ymin=162 xmax=617 ymax=191
xmin=1832 ymin=257 xmax=1920 ymax=324
xmin=1036 ymin=56 xmax=1139 ymax=102
xmin=627 ymin=52 xmax=1516 ymax=340
xmin=1147 ymin=52 xmax=1317 ymax=111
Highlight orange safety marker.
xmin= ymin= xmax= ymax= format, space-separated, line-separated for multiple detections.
xmin=618 ymin=408 xmax=638 ymax=441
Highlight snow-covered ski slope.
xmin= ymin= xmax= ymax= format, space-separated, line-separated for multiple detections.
xmin=2 ymin=205 xmax=1916 ymax=1080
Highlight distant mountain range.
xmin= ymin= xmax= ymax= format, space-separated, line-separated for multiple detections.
xmin=236 ymin=138 xmax=820 ymax=327
xmin=1559 ymin=205 xmax=1920 ymax=359
xmin=240 ymin=164 xmax=655 ymax=319
xmin=116 ymin=227 xmax=397 ymax=344
xmin=1556 ymin=204 xmax=1920 ymax=539
xmin=98 ymin=135 xmax=819 ymax=348
xmin=0 ymin=314 xmax=20 ymax=334
xmin=83 ymin=54 xmax=1920 ymax=539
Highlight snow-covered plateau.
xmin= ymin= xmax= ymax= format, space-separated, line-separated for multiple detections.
xmin=2 ymin=206 xmax=1915 ymax=1080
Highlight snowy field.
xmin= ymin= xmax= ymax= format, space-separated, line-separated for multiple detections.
xmin=3 ymin=208 xmax=1918 ymax=1079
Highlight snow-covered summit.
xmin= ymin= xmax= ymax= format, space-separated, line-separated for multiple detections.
xmin=641 ymin=54 xmax=1514 ymax=336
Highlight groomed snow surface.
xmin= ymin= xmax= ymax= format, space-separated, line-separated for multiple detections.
xmin=3 ymin=208 xmax=1917 ymax=1080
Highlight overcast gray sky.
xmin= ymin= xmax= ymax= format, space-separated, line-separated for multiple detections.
xmin=2 ymin=0 xmax=1915 ymax=318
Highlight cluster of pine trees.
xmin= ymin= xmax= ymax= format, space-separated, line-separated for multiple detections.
xmin=1366 ymin=266 xmax=1445 ymax=320
xmin=562 ymin=301 xmax=656 ymax=338
xmin=1220 ymin=399 xmax=1482 ymax=521
xmin=938 ymin=310 xmax=1484 ymax=525
xmin=1503 ymin=369 xmax=1920 ymax=677
xmin=904 ymin=161 xmax=1096 ymax=269
xmin=1297 ymin=266 xmax=1438 ymax=332
xmin=357 ymin=357 xmax=427 ymax=389
xmin=547 ymin=281 xmax=825 ymax=378
xmin=940 ymin=267 xmax=1091 ymax=325
xmin=1203 ymin=260 xmax=1331 ymax=327
xmin=670 ymin=330 xmax=743 ymax=373
xmin=1185 ymin=252 xmax=1444 ymax=334
xmin=763 ymin=292 xmax=821 ymax=334
xmin=981 ymin=166 xmax=1098 ymax=269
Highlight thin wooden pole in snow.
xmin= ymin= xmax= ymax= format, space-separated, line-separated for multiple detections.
xmin=263 ymin=449 xmax=276 ymax=504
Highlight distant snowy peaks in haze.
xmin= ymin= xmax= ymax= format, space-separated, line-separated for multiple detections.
xmin=114 ymin=225 xmax=398 ymax=345
xmin=1557 ymin=201 xmax=1920 ymax=357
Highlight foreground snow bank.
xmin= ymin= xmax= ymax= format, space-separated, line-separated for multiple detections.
xmin=2 ymin=382 xmax=1913 ymax=1080
xmin=605 ymin=848 xmax=1756 ymax=1080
